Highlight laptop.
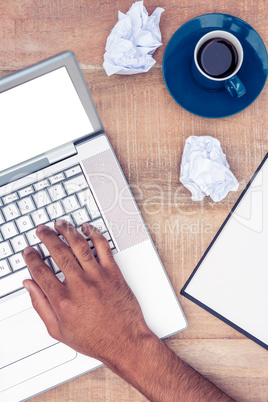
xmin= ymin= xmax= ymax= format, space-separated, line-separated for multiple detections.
xmin=0 ymin=51 xmax=187 ymax=401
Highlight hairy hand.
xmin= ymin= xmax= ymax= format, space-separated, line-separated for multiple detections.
xmin=23 ymin=221 xmax=234 ymax=402
xmin=23 ymin=221 xmax=151 ymax=366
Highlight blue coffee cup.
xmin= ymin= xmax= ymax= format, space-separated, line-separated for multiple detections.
xmin=192 ymin=30 xmax=246 ymax=98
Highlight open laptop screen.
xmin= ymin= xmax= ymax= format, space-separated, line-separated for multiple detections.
xmin=0 ymin=66 xmax=94 ymax=172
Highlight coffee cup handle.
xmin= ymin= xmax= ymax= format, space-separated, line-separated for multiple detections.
xmin=224 ymin=75 xmax=246 ymax=98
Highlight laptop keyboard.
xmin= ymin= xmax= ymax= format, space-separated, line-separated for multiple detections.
xmin=0 ymin=164 xmax=117 ymax=298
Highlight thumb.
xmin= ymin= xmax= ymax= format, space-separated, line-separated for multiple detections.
xmin=23 ymin=279 xmax=62 ymax=341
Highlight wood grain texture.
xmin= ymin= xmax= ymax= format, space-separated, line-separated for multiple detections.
xmin=0 ymin=0 xmax=267 ymax=400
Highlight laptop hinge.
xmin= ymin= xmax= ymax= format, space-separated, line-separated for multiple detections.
xmin=0 ymin=142 xmax=77 ymax=187
xmin=46 ymin=142 xmax=77 ymax=164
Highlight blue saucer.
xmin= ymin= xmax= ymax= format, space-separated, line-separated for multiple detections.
xmin=163 ymin=14 xmax=268 ymax=118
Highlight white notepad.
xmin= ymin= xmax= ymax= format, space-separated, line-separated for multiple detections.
xmin=181 ymin=154 xmax=268 ymax=350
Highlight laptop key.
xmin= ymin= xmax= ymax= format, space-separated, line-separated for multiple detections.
xmin=90 ymin=218 xmax=107 ymax=233
xmin=2 ymin=203 xmax=21 ymax=221
xmin=2 ymin=192 xmax=19 ymax=204
xmin=1 ymin=222 xmax=19 ymax=240
xmin=18 ymin=185 xmax=35 ymax=198
xmin=31 ymin=207 xmax=49 ymax=226
xmin=17 ymin=196 xmax=36 ymax=214
xmin=103 ymin=232 xmax=111 ymax=241
xmin=0 ymin=211 xmax=5 ymax=225
xmin=32 ymin=189 xmax=51 ymax=208
xmin=0 ymin=259 xmax=12 ymax=277
xmin=62 ymin=195 xmax=80 ymax=213
xmin=46 ymin=201 xmax=64 ymax=220
xmin=0 ymin=267 xmax=31 ymax=298
xmin=49 ymin=172 xmax=65 ymax=184
xmin=48 ymin=183 xmax=66 ymax=201
xmin=44 ymin=221 xmax=57 ymax=231
xmin=63 ymin=174 xmax=88 ymax=195
xmin=71 ymin=207 xmax=90 ymax=227
xmin=0 ymin=242 xmax=13 ymax=259
xmin=77 ymin=189 xmax=100 ymax=219
xmin=34 ymin=179 xmax=50 ymax=191
xmin=9 ymin=252 xmax=26 ymax=271
xmin=39 ymin=243 xmax=50 ymax=258
xmin=26 ymin=228 xmax=41 ymax=246
xmin=60 ymin=214 xmax=75 ymax=226
xmin=10 ymin=234 xmax=28 ymax=253
xmin=64 ymin=165 xmax=82 ymax=178
xmin=16 ymin=215 xmax=34 ymax=233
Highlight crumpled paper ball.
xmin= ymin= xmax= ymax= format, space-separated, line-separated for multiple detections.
xmin=103 ymin=1 xmax=164 ymax=76
xmin=180 ymin=136 xmax=239 ymax=202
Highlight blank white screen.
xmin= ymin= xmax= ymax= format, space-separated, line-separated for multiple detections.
xmin=185 ymin=158 xmax=268 ymax=346
xmin=0 ymin=67 xmax=94 ymax=172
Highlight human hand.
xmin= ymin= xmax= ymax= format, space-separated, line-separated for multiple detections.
xmin=23 ymin=220 xmax=152 ymax=366
xmin=23 ymin=221 xmax=234 ymax=402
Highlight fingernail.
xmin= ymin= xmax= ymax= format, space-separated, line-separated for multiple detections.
xmin=82 ymin=222 xmax=90 ymax=228
xmin=23 ymin=281 xmax=30 ymax=292
xmin=82 ymin=222 xmax=91 ymax=232
xmin=36 ymin=224 xmax=50 ymax=233
xmin=23 ymin=246 xmax=35 ymax=256
xmin=55 ymin=219 xmax=66 ymax=227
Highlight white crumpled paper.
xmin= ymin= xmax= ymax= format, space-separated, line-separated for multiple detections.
xmin=180 ymin=136 xmax=239 ymax=202
xmin=103 ymin=1 xmax=164 ymax=76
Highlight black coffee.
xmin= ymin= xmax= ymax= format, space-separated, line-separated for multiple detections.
xmin=197 ymin=38 xmax=238 ymax=79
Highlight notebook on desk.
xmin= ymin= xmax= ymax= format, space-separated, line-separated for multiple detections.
xmin=0 ymin=51 xmax=187 ymax=401
xmin=181 ymin=153 xmax=268 ymax=350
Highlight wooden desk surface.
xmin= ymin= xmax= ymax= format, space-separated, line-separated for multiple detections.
xmin=1 ymin=1 xmax=267 ymax=401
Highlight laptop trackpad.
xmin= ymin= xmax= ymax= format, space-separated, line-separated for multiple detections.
xmin=0 ymin=307 xmax=65 ymax=368
xmin=0 ymin=342 xmax=76 ymax=392
xmin=0 ymin=307 xmax=77 ymax=392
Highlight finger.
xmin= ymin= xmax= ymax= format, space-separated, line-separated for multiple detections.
xmin=36 ymin=225 xmax=82 ymax=277
xmin=23 ymin=247 xmax=63 ymax=306
xmin=23 ymin=279 xmax=62 ymax=341
xmin=54 ymin=220 xmax=100 ymax=272
xmin=82 ymin=223 xmax=116 ymax=268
